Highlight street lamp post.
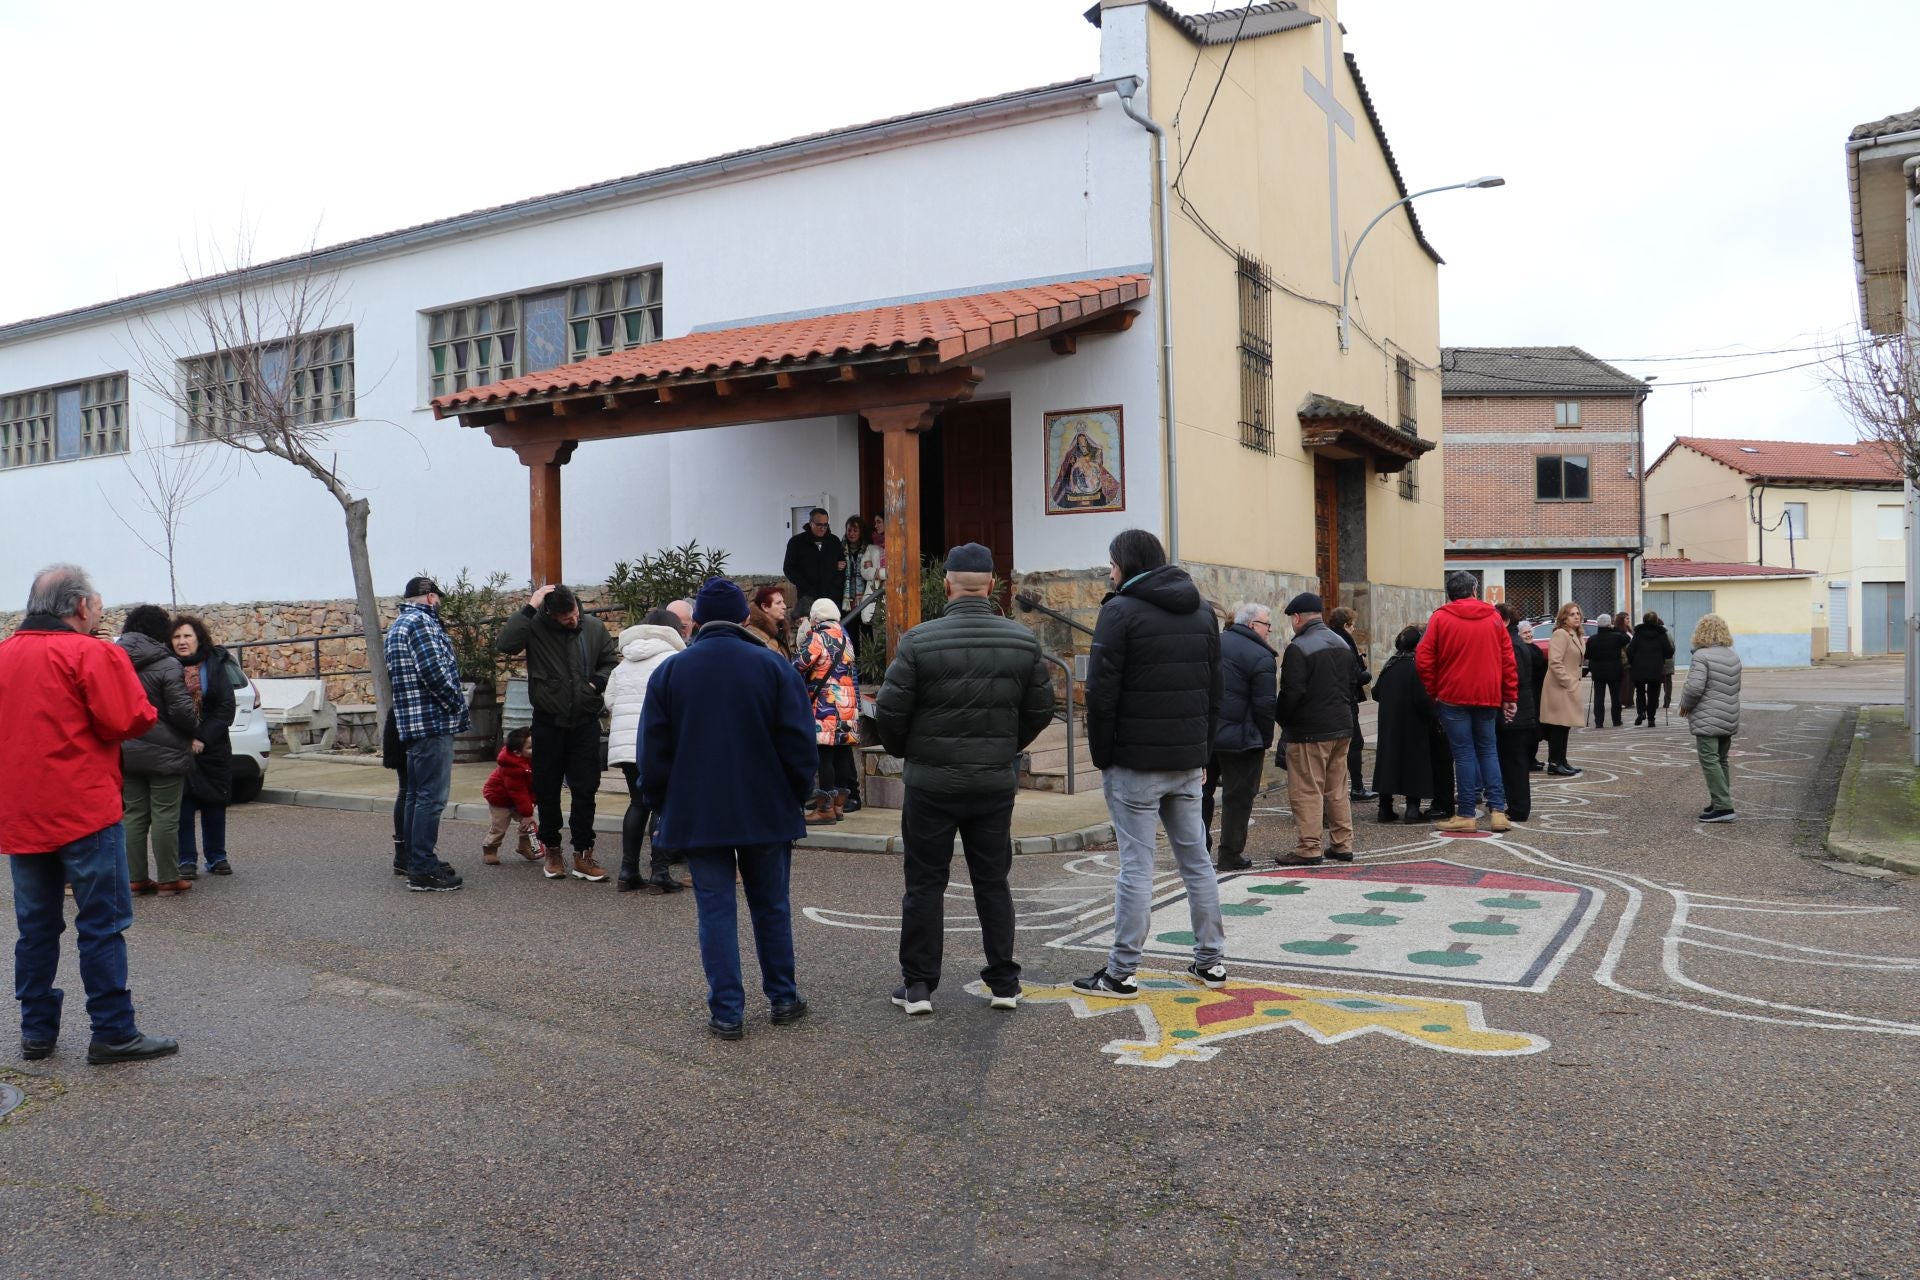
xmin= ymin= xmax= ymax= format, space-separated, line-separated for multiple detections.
xmin=1339 ymin=176 xmax=1506 ymax=353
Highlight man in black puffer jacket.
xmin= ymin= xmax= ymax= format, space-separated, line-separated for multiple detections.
xmin=1072 ymin=530 xmax=1227 ymax=1001
xmin=1277 ymin=593 xmax=1357 ymax=866
xmin=876 ymin=543 xmax=1054 ymax=1015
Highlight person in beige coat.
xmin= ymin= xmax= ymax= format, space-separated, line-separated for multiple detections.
xmin=1538 ymin=602 xmax=1586 ymax=777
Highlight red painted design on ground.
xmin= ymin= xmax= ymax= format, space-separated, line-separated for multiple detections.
xmin=1194 ymin=986 xmax=1299 ymax=1027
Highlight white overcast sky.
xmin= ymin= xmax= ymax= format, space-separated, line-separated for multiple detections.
xmin=4 ymin=0 xmax=1917 ymax=459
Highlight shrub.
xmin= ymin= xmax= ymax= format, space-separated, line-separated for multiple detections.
xmin=605 ymin=541 xmax=730 ymax=626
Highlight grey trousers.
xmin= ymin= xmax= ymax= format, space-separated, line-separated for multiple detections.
xmin=1100 ymin=765 xmax=1225 ymax=978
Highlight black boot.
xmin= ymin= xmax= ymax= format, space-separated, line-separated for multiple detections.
xmin=1377 ymin=804 xmax=1397 ymax=823
xmin=391 ymin=836 xmax=408 ymax=876
xmin=616 ymin=804 xmax=646 ymax=892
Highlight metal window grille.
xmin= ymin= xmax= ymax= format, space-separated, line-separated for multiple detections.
xmin=185 ymin=329 xmax=355 ymax=440
xmin=1236 ymin=254 xmax=1274 ymax=453
xmin=426 ymin=269 xmax=662 ymax=398
xmin=1505 ymin=568 xmax=1554 ymax=620
xmin=0 ymin=376 xmax=128 ymax=470
xmin=1571 ymin=568 xmax=1615 ymax=619
xmin=1398 ymin=458 xmax=1418 ymax=501
xmin=1396 ymin=356 xmax=1416 ymax=431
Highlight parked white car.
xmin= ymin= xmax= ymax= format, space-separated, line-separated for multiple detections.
xmin=222 ymin=651 xmax=271 ymax=803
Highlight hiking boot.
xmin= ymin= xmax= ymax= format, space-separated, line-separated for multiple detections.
xmin=1186 ymin=960 xmax=1228 ymax=990
xmin=482 ymin=847 xmax=501 ymax=866
xmin=890 ymin=982 xmax=933 ymax=1015
xmin=1069 ymin=968 xmax=1138 ymax=1000
xmin=542 ymin=845 xmax=567 ymax=880
xmin=1489 ymin=810 xmax=1512 ymax=833
xmin=804 ymin=792 xmax=839 ymax=825
xmin=407 ymin=869 xmax=463 ymax=892
xmin=1434 ymin=815 xmax=1478 ymax=833
xmin=1275 ymin=851 xmax=1325 ymax=867
xmin=571 ymin=849 xmax=610 ymax=883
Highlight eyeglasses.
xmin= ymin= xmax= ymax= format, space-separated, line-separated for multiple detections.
xmin=1251 ymin=619 xmax=1272 ymax=630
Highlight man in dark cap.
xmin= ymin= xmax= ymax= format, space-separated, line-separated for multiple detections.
xmin=496 ymin=582 xmax=620 ymax=882
xmin=1276 ymin=592 xmax=1357 ymax=866
xmin=641 ymin=578 xmax=818 ymax=1040
xmin=875 ymin=543 xmax=1054 ymax=1016
xmin=383 ymin=575 xmax=469 ymax=892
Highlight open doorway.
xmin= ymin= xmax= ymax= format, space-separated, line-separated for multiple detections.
xmin=858 ymin=399 xmax=1013 ymax=602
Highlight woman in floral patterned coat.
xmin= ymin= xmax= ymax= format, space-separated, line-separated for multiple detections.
xmin=795 ymin=598 xmax=860 ymax=824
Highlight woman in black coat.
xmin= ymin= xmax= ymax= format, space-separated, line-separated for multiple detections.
xmin=1626 ymin=613 xmax=1675 ymax=726
xmin=1495 ymin=604 xmax=1540 ymax=821
xmin=1585 ymin=613 xmax=1630 ymax=728
xmin=171 ymin=614 xmax=238 ymax=877
xmin=1369 ymin=625 xmax=1437 ymax=822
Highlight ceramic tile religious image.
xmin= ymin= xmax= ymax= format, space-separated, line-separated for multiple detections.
xmin=1044 ymin=406 xmax=1125 ymax=516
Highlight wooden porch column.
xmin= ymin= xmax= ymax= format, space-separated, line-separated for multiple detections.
xmin=865 ymin=403 xmax=939 ymax=657
xmin=514 ymin=440 xmax=577 ymax=586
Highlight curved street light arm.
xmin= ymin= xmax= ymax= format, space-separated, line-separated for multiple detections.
xmin=1340 ymin=178 xmax=1503 ymax=352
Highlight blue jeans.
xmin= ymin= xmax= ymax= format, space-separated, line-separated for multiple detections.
xmin=179 ymin=789 xmax=228 ymax=869
xmin=401 ymin=735 xmax=455 ymax=877
xmin=11 ymin=823 xmax=139 ymax=1045
xmin=1101 ymin=766 xmax=1224 ymax=979
xmin=1435 ymin=703 xmax=1506 ymax=818
xmin=684 ymin=844 xmax=799 ymax=1024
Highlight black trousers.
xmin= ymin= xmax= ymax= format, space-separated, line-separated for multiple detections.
xmin=1592 ymin=678 xmax=1622 ymax=726
xmin=532 ymin=716 xmax=601 ymax=852
xmin=1346 ymin=703 xmax=1368 ymax=794
xmin=1542 ymin=724 xmax=1571 ymax=767
xmin=818 ymin=744 xmax=859 ymax=796
xmin=1497 ymin=727 xmax=1532 ymax=822
xmin=1202 ymin=749 xmax=1266 ymax=863
xmin=616 ymin=763 xmax=669 ymax=883
xmin=898 ymin=786 xmax=1019 ymax=995
xmin=1634 ymin=682 xmax=1661 ymax=720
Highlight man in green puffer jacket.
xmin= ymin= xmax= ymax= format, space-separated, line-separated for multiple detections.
xmin=495 ymin=585 xmax=619 ymax=882
xmin=875 ymin=543 xmax=1055 ymax=1016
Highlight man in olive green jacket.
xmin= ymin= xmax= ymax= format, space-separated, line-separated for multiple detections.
xmin=875 ymin=543 xmax=1054 ymax=1015
xmin=495 ymin=584 xmax=619 ymax=881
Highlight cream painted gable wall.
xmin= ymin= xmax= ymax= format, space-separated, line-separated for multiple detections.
xmin=1645 ymin=449 xmax=1749 ymax=563
xmin=1139 ymin=0 xmax=1442 ymax=590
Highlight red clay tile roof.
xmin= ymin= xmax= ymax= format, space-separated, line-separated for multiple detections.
xmin=432 ymin=274 xmax=1149 ymax=413
xmin=1643 ymin=559 xmax=1816 ymax=580
xmin=1657 ymin=437 xmax=1902 ymax=485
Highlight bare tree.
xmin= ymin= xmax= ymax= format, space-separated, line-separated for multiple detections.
xmin=99 ymin=434 xmax=225 ymax=607
xmin=1826 ymin=329 xmax=1920 ymax=479
xmin=128 ymin=235 xmax=394 ymax=719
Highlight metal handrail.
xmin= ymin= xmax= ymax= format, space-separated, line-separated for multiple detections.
xmin=1014 ymin=592 xmax=1096 ymax=639
xmin=1037 ymin=649 xmax=1079 ymax=795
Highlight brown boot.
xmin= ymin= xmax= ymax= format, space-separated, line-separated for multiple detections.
xmin=830 ymin=790 xmax=847 ymax=821
xmin=571 ymin=848 xmax=610 ymax=883
xmin=804 ymin=792 xmax=839 ymax=825
xmin=1434 ymin=815 xmax=1478 ymax=833
xmin=481 ymin=846 xmax=501 ymax=866
xmin=1489 ymin=809 xmax=1512 ymax=833
xmin=542 ymin=844 xmax=567 ymax=879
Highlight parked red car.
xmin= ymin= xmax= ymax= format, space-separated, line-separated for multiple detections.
xmin=1526 ymin=617 xmax=1600 ymax=658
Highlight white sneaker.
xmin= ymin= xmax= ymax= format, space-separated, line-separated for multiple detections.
xmin=987 ymin=990 xmax=1020 ymax=1011
xmin=890 ymin=982 xmax=933 ymax=1015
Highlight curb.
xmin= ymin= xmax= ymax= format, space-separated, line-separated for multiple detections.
xmin=1822 ymin=715 xmax=1920 ymax=877
xmin=257 ymin=789 xmax=1114 ymax=856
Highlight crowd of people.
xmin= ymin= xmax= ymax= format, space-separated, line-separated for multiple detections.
xmin=2 ymin=543 xmax=1748 ymax=1057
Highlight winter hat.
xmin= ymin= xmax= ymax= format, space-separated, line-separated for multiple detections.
xmin=1283 ymin=592 xmax=1323 ymax=616
xmin=693 ymin=577 xmax=749 ymax=625
xmin=809 ymin=597 xmax=842 ymax=623
xmin=944 ymin=542 xmax=994 ymax=574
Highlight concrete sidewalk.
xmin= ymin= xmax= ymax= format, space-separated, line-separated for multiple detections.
xmin=1825 ymin=704 xmax=1920 ymax=876
xmin=259 ymin=754 xmax=1117 ymax=855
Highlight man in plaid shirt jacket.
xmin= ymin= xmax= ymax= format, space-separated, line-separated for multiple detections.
xmin=384 ymin=575 xmax=471 ymax=892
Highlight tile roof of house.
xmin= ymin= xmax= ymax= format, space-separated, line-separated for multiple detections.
xmin=1654 ymin=437 xmax=1903 ymax=486
xmin=1440 ymin=346 xmax=1646 ymax=396
xmin=1850 ymin=107 xmax=1920 ymax=142
xmin=432 ymin=274 xmax=1150 ymax=412
xmin=1643 ymin=559 xmax=1816 ymax=580
xmin=0 ymin=77 xmax=1112 ymax=344
xmin=1084 ymin=1 xmax=1317 ymax=45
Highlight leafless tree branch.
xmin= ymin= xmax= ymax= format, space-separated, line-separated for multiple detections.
xmin=1825 ymin=329 xmax=1920 ymax=482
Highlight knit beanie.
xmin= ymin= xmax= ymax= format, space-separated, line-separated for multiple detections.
xmin=693 ymin=577 xmax=749 ymax=625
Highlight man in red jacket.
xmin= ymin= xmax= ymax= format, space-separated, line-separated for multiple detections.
xmin=1415 ymin=571 xmax=1519 ymax=834
xmin=0 ymin=565 xmax=178 ymax=1064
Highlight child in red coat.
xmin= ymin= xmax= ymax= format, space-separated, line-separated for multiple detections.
xmin=481 ymin=729 xmax=537 ymax=864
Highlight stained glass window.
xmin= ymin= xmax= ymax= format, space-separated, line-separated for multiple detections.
xmin=184 ymin=329 xmax=355 ymax=440
xmin=0 ymin=374 xmax=127 ymax=469
xmin=425 ymin=269 xmax=662 ymax=398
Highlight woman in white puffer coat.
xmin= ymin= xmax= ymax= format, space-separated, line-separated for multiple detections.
xmin=1678 ymin=612 xmax=1743 ymax=824
xmin=606 ymin=610 xmax=686 ymax=892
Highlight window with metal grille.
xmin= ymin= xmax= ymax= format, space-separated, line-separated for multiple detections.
xmin=1571 ymin=568 xmax=1615 ymax=619
xmin=1398 ymin=459 xmax=1418 ymax=501
xmin=1504 ymin=568 xmax=1554 ymax=620
xmin=184 ymin=330 xmax=354 ymax=440
xmin=0 ymin=374 xmax=128 ymax=469
xmin=1235 ymin=254 xmax=1274 ymax=453
xmin=426 ymin=269 xmax=663 ymax=398
xmin=1396 ymin=356 xmax=1416 ymax=432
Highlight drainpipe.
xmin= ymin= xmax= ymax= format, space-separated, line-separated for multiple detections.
xmin=1117 ymin=77 xmax=1181 ymax=561
xmin=1631 ymin=387 xmax=1647 ymax=617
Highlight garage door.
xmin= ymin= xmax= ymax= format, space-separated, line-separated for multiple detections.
xmin=1862 ymin=581 xmax=1904 ymax=655
xmin=1829 ymin=583 xmax=1849 ymax=654
xmin=1644 ymin=589 xmax=1714 ymax=666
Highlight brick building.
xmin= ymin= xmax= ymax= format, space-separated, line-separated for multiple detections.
xmin=1439 ymin=347 xmax=1650 ymax=620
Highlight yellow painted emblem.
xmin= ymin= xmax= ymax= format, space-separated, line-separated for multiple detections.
xmin=972 ymin=970 xmax=1548 ymax=1068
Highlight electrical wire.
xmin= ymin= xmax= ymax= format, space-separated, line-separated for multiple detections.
xmin=1172 ymin=3 xmax=1254 ymax=189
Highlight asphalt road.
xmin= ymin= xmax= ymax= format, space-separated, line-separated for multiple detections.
xmin=3 ymin=684 xmax=1916 ymax=1279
